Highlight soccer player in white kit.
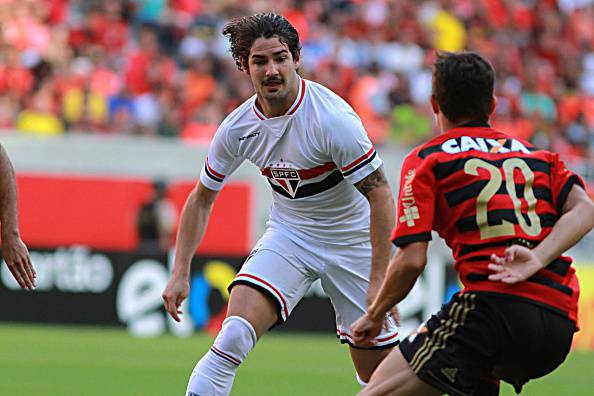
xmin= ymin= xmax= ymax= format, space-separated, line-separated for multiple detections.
xmin=162 ymin=13 xmax=398 ymax=396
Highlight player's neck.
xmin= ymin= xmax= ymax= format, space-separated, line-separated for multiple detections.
xmin=255 ymin=78 xmax=300 ymax=118
xmin=439 ymin=115 xmax=482 ymax=134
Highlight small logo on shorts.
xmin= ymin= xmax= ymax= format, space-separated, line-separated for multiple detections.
xmin=271 ymin=168 xmax=301 ymax=197
xmin=441 ymin=367 xmax=458 ymax=383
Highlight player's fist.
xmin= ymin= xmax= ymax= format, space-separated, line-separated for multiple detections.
xmin=351 ymin=313 xmax=383 ymax=346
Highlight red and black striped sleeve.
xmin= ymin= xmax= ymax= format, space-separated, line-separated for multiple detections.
xmin=391 ymin=150 xmax=436 ymax=247
xmin=549 ymin=153 xmax=586 ymax=214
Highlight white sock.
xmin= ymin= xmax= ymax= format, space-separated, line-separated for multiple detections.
xmin=186 ymin=316 xmax=257 ymax=396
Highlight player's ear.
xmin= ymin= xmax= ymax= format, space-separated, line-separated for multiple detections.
xmin=430 ymin=95 xmax=439 ymax=115
xmin=293 ymin=52 xmax=301 ymax=69
xmin=490 ymin=95 xmax=498 ymax=116
xmin=241 ymin=57 xmax=250 ymax=75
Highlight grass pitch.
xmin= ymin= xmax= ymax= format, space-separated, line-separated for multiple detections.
xmin=0 ymin=323 xmax=592 ymax=395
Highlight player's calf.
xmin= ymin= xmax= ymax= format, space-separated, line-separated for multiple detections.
xmin=185 ymin=316 xmax=257 ymax=396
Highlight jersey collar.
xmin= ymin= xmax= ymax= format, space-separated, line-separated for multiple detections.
xmin=253 ymin=77 xmax=306 ymax=120
xmin=456 ymin=120 xmax=491 ymax=128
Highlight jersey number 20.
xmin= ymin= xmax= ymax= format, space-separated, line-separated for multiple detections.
xmin=465 ymin=158 xmax=542 ymax=240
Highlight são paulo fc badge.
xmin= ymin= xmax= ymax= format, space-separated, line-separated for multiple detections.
xmin=270 ymin=168 xmax=301 ymax=197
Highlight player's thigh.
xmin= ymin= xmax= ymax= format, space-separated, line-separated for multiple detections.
xmin=227 ymin=284 xmax=278 ymax=338
xmin=398 ymin=293 xmax=498 ymax=396
xmin=349 ymin=346 xmax=393 ymax=382
xmin=491 ymin=297 xmax=576 ymax=391
xmin=321 ymin=242 xmax=398 ymax=348
xmin=359 ymin=348 xmax=440 ymax=396
xmin=228 ymin=235 xmax=315 ymax=328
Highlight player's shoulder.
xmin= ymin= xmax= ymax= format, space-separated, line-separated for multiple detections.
xmin=303 ymin=80 xmax=363 ymax=135
xmin=304 ymin=79 xmax=355 ymax=116
xmin=216 ymin=95 xmax=259 ymax=139
xmin=409 ymin=125 xmax=549 ymax=161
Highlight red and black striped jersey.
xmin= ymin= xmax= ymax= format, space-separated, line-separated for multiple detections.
xmin=391 ymin=122 xmax=585 ymax=322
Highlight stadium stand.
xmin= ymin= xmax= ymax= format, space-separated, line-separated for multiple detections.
xmin=0 ymin=0 xmax=593 ymax=184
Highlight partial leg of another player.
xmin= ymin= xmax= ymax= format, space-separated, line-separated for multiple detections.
xmin=358 ymin=348 xmax=441 ymax=396
xmin=349 ymin=347 xmax=392 ymax=384
xmin=185 ymin=284 xmax=277 ymax=396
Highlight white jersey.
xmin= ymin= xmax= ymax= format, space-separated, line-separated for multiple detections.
xmin=200 ymin=77 xmax=382 ymax=245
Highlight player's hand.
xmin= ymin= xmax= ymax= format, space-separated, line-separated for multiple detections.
xmin=162 ymin=275 xmax=190 ymax=322
xmin=488 ymin=245 xmax=544 ymax=284
xmin=2 ymin=235 xmax=35 ymax=290
xmin=351 ymin=313 xmax=383 ymax=346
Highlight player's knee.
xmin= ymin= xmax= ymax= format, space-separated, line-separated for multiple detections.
xmin=211 ymin=316 xmax=257 ymax=365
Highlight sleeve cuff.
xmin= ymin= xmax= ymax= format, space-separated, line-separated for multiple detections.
xmin=392 ymin=232 xmax=432 ymax=247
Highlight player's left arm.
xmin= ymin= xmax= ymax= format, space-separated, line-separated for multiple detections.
xmin=351 ymin=241 xmax=428 ymax=344
xmin=489 ymin=184 xmax=594 ymax=283
xmin=354 ymin=167 xmax=396 ymax=307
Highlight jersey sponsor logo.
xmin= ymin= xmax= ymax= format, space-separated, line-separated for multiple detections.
xmin=270 ymin=168 xmax=301 ymax=198
xmin=400 ymin=169 xmax=420 ymax=227
xmin=441 ymin=137 xmax=531 ymax=155
xmin=238 ymin=131 xmax=261 ymax=141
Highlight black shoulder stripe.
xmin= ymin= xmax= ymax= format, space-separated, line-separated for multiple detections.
xmin=445 ymin=182 xmax=553 ymax=207
xmin=343 ymin=151 xmax=377 ymax=177
xmin=417 ymin=144 xmax=443 ymax=159
xmin=392 ymin=232 xmax=432 ymax=247
xmin=556 ymin=175 xmax=585 ymax=214
xmin=456 ymin=210 xmax=557 ymax=233
xmin=433 ymin=157 xmax=551 ymax=180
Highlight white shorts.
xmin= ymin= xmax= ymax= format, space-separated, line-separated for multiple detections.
xmin=228 ymin=228 xmax=399 ymax=349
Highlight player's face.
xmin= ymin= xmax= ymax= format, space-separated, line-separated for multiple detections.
xmin=245 ymin=36 xmax=300 ymax=103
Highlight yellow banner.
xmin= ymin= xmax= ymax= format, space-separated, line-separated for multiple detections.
xmin=574 ymin=263 xmax=594 ymax=350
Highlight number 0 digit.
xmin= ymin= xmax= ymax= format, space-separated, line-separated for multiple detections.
xmin=464 ymin=158 xmax=542 ymax=240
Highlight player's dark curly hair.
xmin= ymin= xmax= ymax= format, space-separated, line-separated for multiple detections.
xmin=432 ymin=51 xmax=495 ymax=124
xmin=222 ymin=13 xmax=301 ymax=72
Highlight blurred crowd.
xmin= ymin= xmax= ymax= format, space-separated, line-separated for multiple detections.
xmin=0 ymin=0 xmax=594 ymax=177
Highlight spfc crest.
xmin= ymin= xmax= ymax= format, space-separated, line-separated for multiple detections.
xmin=270 ymin=168 xmax=301 ymax=197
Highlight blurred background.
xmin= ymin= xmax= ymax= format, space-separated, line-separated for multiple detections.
xmin=0 ymin=0 xmax=593 ymax=395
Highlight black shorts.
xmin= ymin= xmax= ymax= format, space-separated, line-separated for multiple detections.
xmin=399 ymin=292 xmax=576 ymax=396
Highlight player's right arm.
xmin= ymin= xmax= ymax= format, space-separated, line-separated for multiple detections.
xmin=163 ymin=182 xmax=219 ymax=322
xmin=162 ymin=121 xmax=242 ymax=321
xmin=0 ymin=144 xmax=35 ymax=290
